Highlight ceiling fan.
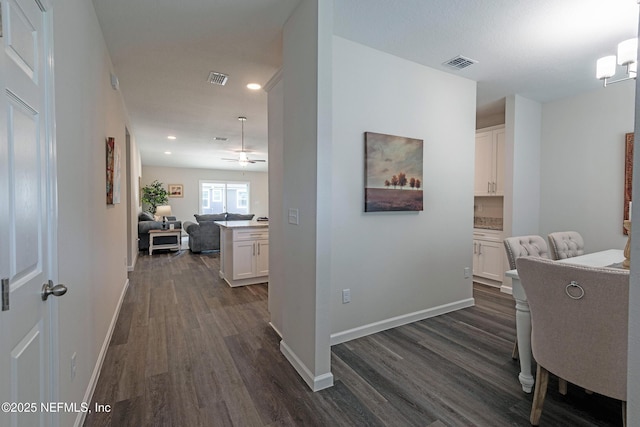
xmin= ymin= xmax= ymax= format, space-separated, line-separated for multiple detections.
xmin=222 ymin=116 xmax=266 ymax=166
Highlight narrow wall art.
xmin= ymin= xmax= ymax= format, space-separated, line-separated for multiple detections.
xmin=106 ymin=137 xmax=121 ymax=204
xmin=364 ymin=132 xmax=423 ymax=212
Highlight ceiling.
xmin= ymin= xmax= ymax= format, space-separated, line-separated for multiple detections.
xmin=93 ymin=0 xmax=639 ymax=172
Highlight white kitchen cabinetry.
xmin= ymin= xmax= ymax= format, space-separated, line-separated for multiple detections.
xmin=473 ymin=229 xmax=504 ymax=285
xmin=232 ymin=237 xmax=269 ymax=280
xmin=475 ymin=126 xmax=505 ymax=196
xmin=216 ymin=221 xmax=269 ymax=287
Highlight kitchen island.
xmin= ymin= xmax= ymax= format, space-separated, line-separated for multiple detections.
xmin=215 ymin=220 xmax=269 ymax=287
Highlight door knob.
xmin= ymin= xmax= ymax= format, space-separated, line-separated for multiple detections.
xmin=41 ymin=280 xmax=68 ymax=301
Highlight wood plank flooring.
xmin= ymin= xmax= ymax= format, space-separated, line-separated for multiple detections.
xmin=84 ymin=249 xmax=623 ymax=426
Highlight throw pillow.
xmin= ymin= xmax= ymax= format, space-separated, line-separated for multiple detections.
xmin=138 ymin=211 xmax=154 ymax=222
xmin=195 ymin=213 xmax=227 ymax=222
xmin=226 ymin=213 xmax=255 ymax=220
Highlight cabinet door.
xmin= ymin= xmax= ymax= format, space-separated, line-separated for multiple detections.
xmin=477 ymin=240 xmax=503 ymax=282
xmin=233 ymin=240 xmax=256 ymax=280
xmin=472 ymin=240 xmax=481 ymax=275
xmin=493 ymin=128 xmax=505 ymax=195
xmin=474 ymin=131 xmax=493 ymax=195
xmin=255 ymin=239 xmax=269 ymax=277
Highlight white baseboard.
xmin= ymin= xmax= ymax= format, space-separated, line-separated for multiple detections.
xmin=127 ymin=251 xmax=138 ymax=272
xmin=330 ymin=298 xmax=475 ymax=346
xmin=279 ymin=340 xmax=334 ymax=392
xmin=269 ymin=322 xmax=283 ymax=338
xmin=74 ymin=278 xmax=130 ymax=427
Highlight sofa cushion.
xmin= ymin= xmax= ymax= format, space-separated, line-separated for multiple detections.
xmin=226 ymin=213 xmax=255 ymax=220
xmin=138 ymin=211 xmax=154 ymax=222
xmin=194 ymin=213 xmax=227 ymax=222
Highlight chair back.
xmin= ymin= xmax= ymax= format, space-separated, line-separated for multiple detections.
xmin=503 ymin=235 xmax=550 ymax=270
xmin=516 ymin=257 xmax=628 ymax=401
xmin=547 ymin=231 xmax=585 ymax=260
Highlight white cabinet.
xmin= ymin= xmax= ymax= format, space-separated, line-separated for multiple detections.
xmin=232 ymin=237 xmax=269 ymax=280
xmin=473 ymin=230 xmax=504 ymax=285
xmin=475 ymin=126 xmax=505 ymax=196
xmin=216 ymin=221 xmax=269 ymax=287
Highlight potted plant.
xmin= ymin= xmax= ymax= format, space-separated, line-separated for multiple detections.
xmin=141 ymin=180 xmax=169 ymax=214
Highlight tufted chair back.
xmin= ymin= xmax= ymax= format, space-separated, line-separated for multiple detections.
xmin=547 ymin=231 xmax=585 ymax=260
xmin=516 ymin=256 xmax=628 ymax=425
xmin=503 ymin=235 xmax=550 ymax=270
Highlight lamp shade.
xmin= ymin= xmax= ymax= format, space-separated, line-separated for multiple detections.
xmin=155 ymin=205 xmax=172 ymax=217
xmin=596 ymin=55 xmax=617 ymax=79
xmin=617 ymin=38 xmax=638 ymax=66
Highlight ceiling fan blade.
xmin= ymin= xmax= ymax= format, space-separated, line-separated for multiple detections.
xmin=250 ymin=159 xmax=267 ymax=162
xmin=221 ymin=158 xmax=238 ymax=161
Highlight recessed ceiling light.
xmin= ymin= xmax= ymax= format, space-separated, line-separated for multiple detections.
xmin=247 ymin=83 xmax=262 ymax=90
xmin=167 ymin=135 xmax=176 ymax=140
xmin=164 ymin=151 xmax=172 ymax=155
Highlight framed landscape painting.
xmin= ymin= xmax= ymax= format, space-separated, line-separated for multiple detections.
xmin=168 ymin=184 xmax=184 ymax=198
xmin=364 ymin=132 xmax=423 ymax=212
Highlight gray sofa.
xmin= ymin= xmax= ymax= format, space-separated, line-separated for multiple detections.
xmin=138 ymin=211 xmax=182 ymax=251
xmin=183 ymin=213 xmax=254 ymax=253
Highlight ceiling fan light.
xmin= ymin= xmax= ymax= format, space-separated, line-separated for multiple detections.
xmin=239 ymin=151 xmax=248 ymax=161
xmin=617 ymin=38 xmax=638 ymax=66
xmin=596 ymin=55 xmax=617 ymax=79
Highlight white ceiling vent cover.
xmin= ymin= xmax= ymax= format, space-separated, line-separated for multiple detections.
xmin=442 ymin=55 xmax=478 ymax=70
xmin=207 ymin=71 xmax=229 ymax=86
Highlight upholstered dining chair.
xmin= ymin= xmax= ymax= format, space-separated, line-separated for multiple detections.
xmin=503 ymin=235 xmax=551 ymax=359
xmin=547 ymin=231 xmax=585 ymax=260
xmin=516 ymin=257 xmax=629 ymax=426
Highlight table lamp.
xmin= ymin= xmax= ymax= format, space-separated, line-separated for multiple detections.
xmin=155 ymin=205 xmax=172 ymax=229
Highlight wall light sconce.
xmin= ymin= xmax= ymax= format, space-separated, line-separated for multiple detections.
xmin=596 ymin=38 xmax=638 ymax=87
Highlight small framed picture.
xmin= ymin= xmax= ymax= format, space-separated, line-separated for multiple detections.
xmin=168 ymin=184 xmax=183 ymax=198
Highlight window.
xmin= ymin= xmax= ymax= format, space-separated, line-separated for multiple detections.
xmin=199 ymin=180 xmax=250 ymax=214
xmin=202 ymin=190 xmax=210 ymax=209
xmin=237 ymin=190 xmax=248 ymax=209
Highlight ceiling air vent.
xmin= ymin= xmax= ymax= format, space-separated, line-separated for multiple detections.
xmin=207 ymin=71 xmax=229 ymax=86
xmin=442 ymin=55 xmax=477 ymax=71
xmin=213 ymin=137 xmax=228 ymax=141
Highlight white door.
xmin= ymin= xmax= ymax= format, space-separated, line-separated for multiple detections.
xmin=0 ymin=0 xmax=59 ymax=426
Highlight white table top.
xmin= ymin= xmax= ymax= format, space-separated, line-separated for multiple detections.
xmin=506 ymin=249 xmax=625 ymax=279
xmin=214 ymin=220 xmax=268 ymax=229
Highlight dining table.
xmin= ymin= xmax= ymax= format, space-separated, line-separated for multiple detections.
xmin=505 ymin=249 xmax=626 ymax=393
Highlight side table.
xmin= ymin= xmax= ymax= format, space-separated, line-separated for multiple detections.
xmin=148 ymin=229 xmax=182 ymax=255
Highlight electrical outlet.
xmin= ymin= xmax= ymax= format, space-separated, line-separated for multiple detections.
xmin=71 ymin=352 xmax=77 ymax=380
xmin=342 ymin=289 xmax=351 ymax=304
xmin=464 ymin=267 xmax=471 ymax=279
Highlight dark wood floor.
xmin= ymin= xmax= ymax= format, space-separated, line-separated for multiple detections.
xmin=84 ymin=249 xmax=623 ymax=427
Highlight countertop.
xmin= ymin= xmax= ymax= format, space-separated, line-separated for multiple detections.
xmin=214 ymin=220 xmax=269 ymax=229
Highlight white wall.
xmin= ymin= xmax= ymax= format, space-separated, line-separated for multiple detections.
xmin=503 ymin=95 xmax=542 ymax=238
xmin=540 ymin=81 xmax=634 ymax=252
xmin=279 ymin=0 xmax=334 ymax=391
xmin=141 ymin=166 xmax=269 ymax=224
xmin=330 ymin=37 xmax=476 ymax=339
xmin=54 ymin=2 xmax=131 ymax=426
xmin=265 ymin=71 xmax=284 ymax=335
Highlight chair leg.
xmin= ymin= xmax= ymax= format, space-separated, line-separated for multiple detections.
xmin=558 ymin=378 xmax=567 ymax=395
xmin=622 ymin=401 xmax=627 ymax=427
xmin=512 ymin=340 xmax=519 ymax=360
xmin=530 ymin=365 xmax=549 ymax=426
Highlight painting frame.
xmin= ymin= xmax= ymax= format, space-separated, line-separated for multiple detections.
xmin=624 ymin=132 xmax=633 ymax=234
xmin=168 ymin=184 xmax=184 ymax=198
xmin=106 ymin=137 xmax=121 ymax=205
xmin=364 ymin=131 xmax=423 ymax=212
